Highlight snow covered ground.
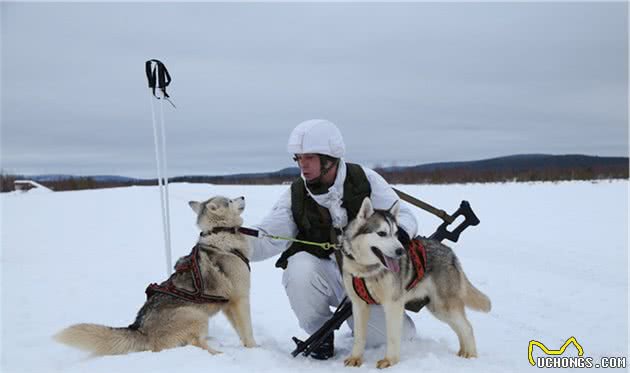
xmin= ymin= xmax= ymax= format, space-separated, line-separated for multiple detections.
xmin=1 ymin=180 xmax=628 ymax=372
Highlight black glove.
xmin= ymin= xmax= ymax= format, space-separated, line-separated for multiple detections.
xmin=397 ymin=226 xmax=411 ymax=247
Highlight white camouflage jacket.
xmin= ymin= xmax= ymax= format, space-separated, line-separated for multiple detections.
xmin=249 ymin=160 xmax=418 ymax=262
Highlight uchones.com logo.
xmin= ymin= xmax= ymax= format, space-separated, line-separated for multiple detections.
xmin=528 ymin=337 xmax=627 ymax=369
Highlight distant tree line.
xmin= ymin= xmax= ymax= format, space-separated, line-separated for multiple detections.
xmin=373 ymin=163 xmax=629 ymax=184
xmin=0 ymin=173 xmax=292 ymax=192
xmin=1 ymin=162 xmax=628 ymax=192
xmin=0 ymin=174 xmax=17 ymax=192
xmin=0 ymin=174 xmax=155 ymax=193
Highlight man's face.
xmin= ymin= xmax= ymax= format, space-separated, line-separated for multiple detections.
xmin=294 ymin=153 xmax=321 ymax=181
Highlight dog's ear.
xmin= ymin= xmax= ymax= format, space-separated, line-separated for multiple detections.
xmin=189 ymin=201 xmax=203 ymax=214
xmin=357 ymin=197 xmax=374 ymax=220
xmin=388 ymin=200 xmax=400 ymax=219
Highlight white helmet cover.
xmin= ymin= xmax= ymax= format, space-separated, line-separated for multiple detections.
xmin=287 ymin=119 xmax=346 ymax=158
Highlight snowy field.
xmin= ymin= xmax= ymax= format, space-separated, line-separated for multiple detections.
xmin=1 ymin=180 xmax=628 ymax=372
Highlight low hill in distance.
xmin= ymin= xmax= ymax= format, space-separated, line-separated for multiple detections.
xmin=2 ymin=154 xmax=627 ymax=192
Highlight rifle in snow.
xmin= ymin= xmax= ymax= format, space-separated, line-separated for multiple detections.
xmin=290 ymin=195 xmax=480 ymax=358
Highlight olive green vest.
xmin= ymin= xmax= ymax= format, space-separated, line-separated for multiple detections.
xmin=274 ymin=163 xmax=371 ymax=269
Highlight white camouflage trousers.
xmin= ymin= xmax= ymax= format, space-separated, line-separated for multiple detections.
xmin=282 ymin=251 xmax=416 ymax=347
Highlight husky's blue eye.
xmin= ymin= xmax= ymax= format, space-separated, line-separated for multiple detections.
xmin=377 ymin=232 xmax=387 ymax=237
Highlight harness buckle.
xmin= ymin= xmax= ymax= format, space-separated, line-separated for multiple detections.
xmin=321 ymin=242 xmax=339 ymax=251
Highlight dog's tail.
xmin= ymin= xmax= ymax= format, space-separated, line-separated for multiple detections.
xmin=462 ymin=274 xmax=492 ymax=312
xmin=54 ymin=323 xmax=149 ymax=355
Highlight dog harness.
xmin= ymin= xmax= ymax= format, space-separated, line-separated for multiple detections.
xmin=145 ymin=244 xmax=250 ymax=304
xmin=351 ymin=239 xmax=427 ymax=305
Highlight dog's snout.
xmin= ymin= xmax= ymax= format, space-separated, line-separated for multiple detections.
xmin=395 ymin=248 xmax=404 ymax=257
xmin=237 ymin=196 xmax=245 ymax=201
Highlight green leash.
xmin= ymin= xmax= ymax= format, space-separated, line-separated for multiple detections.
xmin=260 ymin=233 xmax=339 ymax=251
xmin=236 ymin=227 xmax=340 ymax=251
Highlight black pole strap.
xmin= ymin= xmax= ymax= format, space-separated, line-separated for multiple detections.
xmin=145 ymin=59 xmax=176 ymax=108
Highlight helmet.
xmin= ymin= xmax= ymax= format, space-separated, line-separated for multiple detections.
xmin=287 ymin=119 xmax=345 ymax=158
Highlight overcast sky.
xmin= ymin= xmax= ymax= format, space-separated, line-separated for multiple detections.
xmin=1 ymin=2 xmax=628 ymax=178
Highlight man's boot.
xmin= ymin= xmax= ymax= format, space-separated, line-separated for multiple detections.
xmin=309 ymin=333 xmax=334 ymax=360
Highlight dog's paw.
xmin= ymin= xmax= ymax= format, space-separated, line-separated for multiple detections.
xmin=344 ymin=356 xmax=363 ymax=367
xmin=376 ymin=357 xmax=398 ymax=369
xmin=243 ymin=341 xmax=258 ymax=348
xmin=207 ymin=348 xmax=223 ymax=355
xmin=457 ymin=349 xmax=477 ymax=358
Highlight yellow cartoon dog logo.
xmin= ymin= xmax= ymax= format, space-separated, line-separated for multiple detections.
xmin=528 ymin=336 xmax=584 ymax=365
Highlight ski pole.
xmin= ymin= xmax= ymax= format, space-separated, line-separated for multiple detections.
xmin=145 ymin=59 xmax=175 ymax=276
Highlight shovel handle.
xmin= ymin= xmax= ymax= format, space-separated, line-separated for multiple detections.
xmin=429 ymin=201 xmax=480 ymax=243
xmin=394 ymin=188 xmax=454 ymax=224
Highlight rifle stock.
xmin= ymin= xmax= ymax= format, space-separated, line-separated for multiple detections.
xmin=291 ymin=299 xmax=352 ymax=357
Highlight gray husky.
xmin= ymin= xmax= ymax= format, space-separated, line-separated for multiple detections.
xmin=340 ymin=198 xmax=491 ymax=369
xmin=55 ymin=196 xmax=257 ymax=356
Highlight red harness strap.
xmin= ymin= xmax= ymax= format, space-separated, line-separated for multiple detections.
xmin=352 ymin=239 xmax=427 ymax=305
xmin=352 ymin=276 xmax=378 ymax=305
xmin=405 ymin=239 xmax=427 ymax=291
xmin=145 ymin=245 xmax=233 ymax=304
